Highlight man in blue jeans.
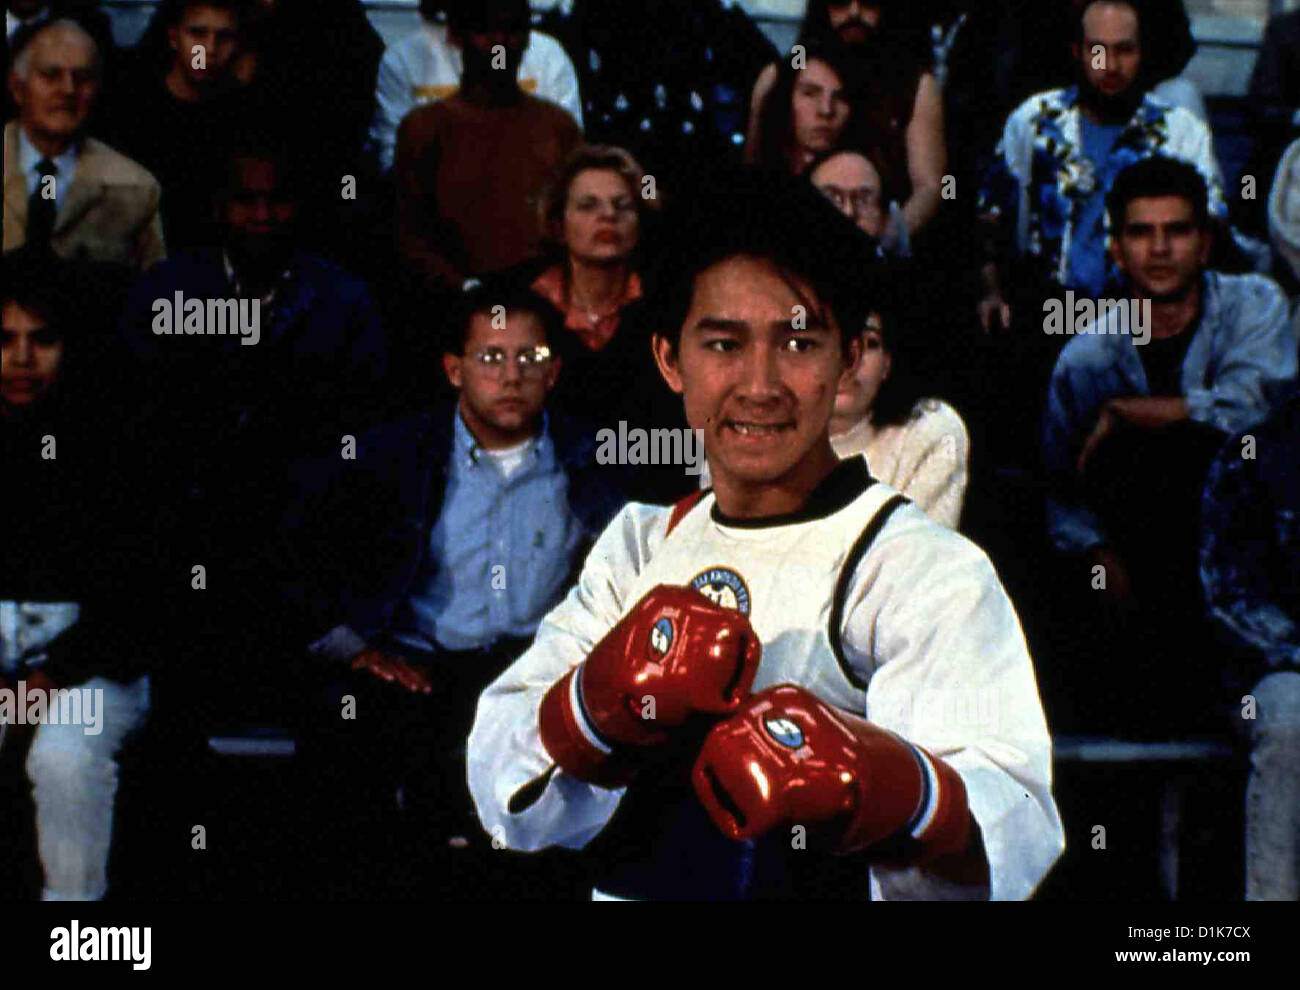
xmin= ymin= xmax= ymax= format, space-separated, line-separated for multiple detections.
xmin=275 ymin=280 xmax=630 ymax=896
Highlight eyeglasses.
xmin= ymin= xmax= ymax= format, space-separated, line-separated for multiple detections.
xmin=469 ymin=345 xmax=553 ymax=378
xmin=817 ymin=184 xmax=881 ymax=217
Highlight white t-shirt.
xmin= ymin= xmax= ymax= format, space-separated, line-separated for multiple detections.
xmin=369 ymin=20 xmax=584 ymax=172
xmin=480 ymin=436 xmax=535 ymax=480
xmin=467 ymin=459 xmax=1064 ymax=900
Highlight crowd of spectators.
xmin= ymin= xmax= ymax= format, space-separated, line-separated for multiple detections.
xmin=2 ymin=0 xmax=1298 ymax=901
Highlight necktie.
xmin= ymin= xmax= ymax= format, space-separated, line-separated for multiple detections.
xmin=26 ymin=158 xmax=58 ymax=246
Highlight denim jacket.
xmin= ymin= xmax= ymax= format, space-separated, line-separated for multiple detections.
xmin=1044 ymin=271 xmax=1299 ymax=554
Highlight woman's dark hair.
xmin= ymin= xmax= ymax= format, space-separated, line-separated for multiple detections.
xmin=864 ymin=309 xmax=931 ymax=429
xmin=643 ymin=165 xmax=887 ymax=357
xmin=755 ymin=42 xmax=867 ymax=174
xmin=1 ymin=246 xmax=132 ymax=414
xmin=1105 ymin=154 xmax=1209 ymax=232
xmin=3 ymin=246 xmax=74 ymax=329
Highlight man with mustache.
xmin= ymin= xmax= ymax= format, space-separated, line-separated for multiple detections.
xmin=976 ymin=0 xmax=1224 ymax=332
xmin=970 ymin=0 xmax=1225 ymax=465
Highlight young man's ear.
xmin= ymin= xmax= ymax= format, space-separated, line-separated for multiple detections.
xmin=651 ymin=333 xmax=684 ymax=395
xmin=167 ymin=25 xmax=181 ymax=55
xmin=443 ymin=351 xmax=464 ymax=389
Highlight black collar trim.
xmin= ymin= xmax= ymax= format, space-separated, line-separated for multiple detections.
xmin=710 ymin=457 xmax=876 ymax=529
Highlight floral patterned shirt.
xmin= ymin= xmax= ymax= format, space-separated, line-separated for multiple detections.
xmin=979 ymin=86 xmax=1226 ymax=292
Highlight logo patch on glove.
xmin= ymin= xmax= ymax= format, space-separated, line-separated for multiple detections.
xmin=649 ymin=617 xmax=674 ymax=656
xmin=690 ymin=567 xmax=751 ymax=616
xmin=763 ymin=716 xmax=805 ymax=749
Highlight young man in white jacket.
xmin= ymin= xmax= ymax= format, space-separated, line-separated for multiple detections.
xmin=468 ymin=169 xmax=1064 ymax=900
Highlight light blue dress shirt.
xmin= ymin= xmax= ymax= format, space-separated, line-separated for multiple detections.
xmin=395 ymin=409 xmax=584 ymax=653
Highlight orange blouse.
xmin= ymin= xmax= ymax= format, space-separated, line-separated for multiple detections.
xmin=531 ymin=265 xmax=643 ymax=352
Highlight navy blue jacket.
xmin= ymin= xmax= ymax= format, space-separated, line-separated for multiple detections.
xmin=270 ymin=402 xmax=632 ymax=656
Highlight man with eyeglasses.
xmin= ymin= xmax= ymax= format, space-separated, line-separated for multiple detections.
xmin=809 ymin=146 xmax=909 ymax=257
xmin=272 ymin=280 xmax=630 ymax=896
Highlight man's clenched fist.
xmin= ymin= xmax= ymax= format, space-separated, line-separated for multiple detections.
xmin=539 ymin=584 xmax=761 ymax=786
xmin=692 ymin=685 xmax=972 ymax=861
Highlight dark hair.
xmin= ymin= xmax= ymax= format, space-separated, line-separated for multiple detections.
xmin=797 ymin=1 xmax=932 ymax=70
xmin=445 ymin=0 xmax=528 ymax=33
xmin=2 ymin=246 xmax=79 ymax=329
xmin=1075 ymin=0 xmax=1196 ymax=87
xmin=755 ymin=42 xmax=866 ymax=174
xmin=863 ymin=310 xmax=930 ymax=429
xmin=217 ymin=134 xmax=299 ymax=198
xmin=2 ymin=246 xmax=132 ymax=412
xmin=1105 ymin=154 xmax=1209 ymax=232
xmin=445 ymin=278 xmax=563 ymax=354
xmin=165 ymin=0 xmax=244 ymax=28
xmin=643 ymin=166 xmax=887 ymax=355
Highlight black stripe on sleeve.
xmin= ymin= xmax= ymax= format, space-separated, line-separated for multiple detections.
xmin=828 ymin=493 xmax=910 ymax=690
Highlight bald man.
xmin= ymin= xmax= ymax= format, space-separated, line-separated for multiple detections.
xmin=4 ymin=19 xmax=165 ymax=270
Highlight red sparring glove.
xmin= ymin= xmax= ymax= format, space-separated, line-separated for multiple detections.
xmin=539 ymin=584 xmax=761 ymax=787
xmin=692 ymin=684 xmax=971 ymax=861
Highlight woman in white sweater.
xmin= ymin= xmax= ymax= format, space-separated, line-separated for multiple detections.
xmin=828 ymin=313 xmax=970 ymax=529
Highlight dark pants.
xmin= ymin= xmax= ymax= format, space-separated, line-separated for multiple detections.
xmin=304 ymin=636 xmax=585 ymax=899
xmin=1044 ymin=420 xmax=1231 ymax=738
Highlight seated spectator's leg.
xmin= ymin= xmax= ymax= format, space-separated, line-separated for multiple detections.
xmin=1080 ymin=422 xmax=1230 ymax=734
xmin=24 ymin=675 xmax=150 ymax=901
xmin=1242 ymin=670 xmax=1300 ymax=901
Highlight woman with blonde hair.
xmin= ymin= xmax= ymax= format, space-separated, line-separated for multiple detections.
xmin=530 ymin=144 xmax=658 ymax=352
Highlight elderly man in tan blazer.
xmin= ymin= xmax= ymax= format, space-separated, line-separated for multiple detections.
xmin=4 ymin=18 xmax=165 ymax=270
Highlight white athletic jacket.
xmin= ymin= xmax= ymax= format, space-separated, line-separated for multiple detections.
xmin=467 ymin=457 xmax=1064 ymax=900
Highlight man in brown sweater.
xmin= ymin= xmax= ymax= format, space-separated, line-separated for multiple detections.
xmin=395 ymin=0 xmax=581 ymax=291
